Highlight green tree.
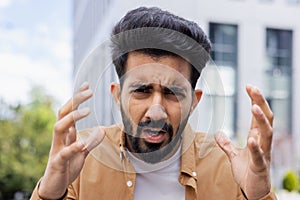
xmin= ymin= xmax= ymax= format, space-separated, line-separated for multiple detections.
xmin=0 ymin=87 xmax=56 ymax=199
xmin=282 ymin=170 xmax=299 ymax=192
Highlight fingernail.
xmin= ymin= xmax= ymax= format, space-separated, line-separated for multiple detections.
xmin=77 ymin=142 xmax=87 ymax=151
xmin=77 ymin=141 xmax=83 ymax=148
xmin=254 ymin=87 xmax=262 ymax=95
xmin=78 ymin=107 xmax=90 ymax=115
xmin=215 ymin=132 xmax=228 ymax=143
xmin=253 ymin=104 xmax=263 ymax=115
xmin=80 ymin=82 xmax=89 ymax=89
xmin=82 ymin=89 xmax=93 ymax=97
xmin=69 ymin=126 xmax=75 ymax=133
xmin=246 ymin=84 xmax=253 ymax=88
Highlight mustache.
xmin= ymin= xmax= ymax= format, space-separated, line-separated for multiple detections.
xmin=137 ymin=119 xmax=173 ymax=133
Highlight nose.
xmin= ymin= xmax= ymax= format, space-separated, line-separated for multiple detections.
xmin=144 ymin=93 xmax=167 ymax=121
xmin=145 ymin=104 xmax=167 ymax=121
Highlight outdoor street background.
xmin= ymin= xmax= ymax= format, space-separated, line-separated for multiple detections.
xmin=0 ymin=0 xmax=300 ymax=199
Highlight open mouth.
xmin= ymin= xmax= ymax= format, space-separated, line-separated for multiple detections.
xmin=143 ymin=129 xmax=167 ymax=143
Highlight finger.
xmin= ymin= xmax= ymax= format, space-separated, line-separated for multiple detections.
xmin=214 ymin=132 xmax=239 ymax=161
xmin=71 ymin=82 xmax=93 ymax=110
xmin=80 ymin=127 xmax=106 ymax=152
xmin=247 ymin=137 xmax=267 ymax=172
xmin=66 ymin=126 xmax=77 ymax=146
xmin=252 ymin=104 xmax=273 ymax=160
xmin=246 ymin=85 xmax=273 ymax=126
xmin=53 ymin=108 xmax=90 ymax=146
xmin=246 ymin=85 xmax=269 ymax=110
xmin=247 ymin=127 xmax=260 ymax=144
xmin=58 ymin=82 xmax=89 ymax=118
xmin=58 ymin=141 xmax=86 ymax=163
xmin=77 ymin=82 xmax=89 ymax=92
xmin=57 ymin=83 xmax=93 ymax=120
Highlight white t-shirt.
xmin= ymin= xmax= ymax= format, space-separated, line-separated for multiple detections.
xmin=127 ymin=146 xmax=185 ymax=200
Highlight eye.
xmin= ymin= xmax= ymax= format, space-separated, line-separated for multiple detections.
xmin=164 ymin=88 xmax=176 ymax=95
xmin=165 ymin=87 xmax=185 ymax=96
xmin=163 ymin=87 xmax=186 ymax=101
xmin=133 ymin=86 xmax=151 ymax=93
xmin=130 ymin=85 xmax=152 ymax=99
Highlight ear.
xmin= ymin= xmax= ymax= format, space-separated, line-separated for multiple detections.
xmin=191 ymin=89 xmax=203 ymax=113
xmin=110 ymin=82 xmax=121 ymax=109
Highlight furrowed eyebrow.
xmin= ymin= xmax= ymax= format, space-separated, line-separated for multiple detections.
xmin=164 ymin=85 xmax=187 ymax=94
xmin=129 ymin=83 xmax=151 ymax=89
xmin=128 ymin=82 xmax=189 ymax=94
xmin=130 ymin=83 xmax=187 ymax=90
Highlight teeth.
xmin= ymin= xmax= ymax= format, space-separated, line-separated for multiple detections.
xmin=148 ymin=130 xmax=160 ymax=136
xmin=150 ymin=132 xmax=159 ymax=136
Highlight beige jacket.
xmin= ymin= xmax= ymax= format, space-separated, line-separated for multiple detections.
xmin=31 ymin=124 xmax=277 ymax=200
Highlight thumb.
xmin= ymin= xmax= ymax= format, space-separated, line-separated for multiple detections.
xmin=214 ymin=132 xmax=239 ymax=161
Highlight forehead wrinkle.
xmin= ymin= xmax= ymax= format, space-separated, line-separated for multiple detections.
xmin=134 ymin=70 xmax=185 ymax=85
xmin=123 ymin=62 xmax=191 ymax=91
xmin=127 ymin=76 xmax=187 ymax=91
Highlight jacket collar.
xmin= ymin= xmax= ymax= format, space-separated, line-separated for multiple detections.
xmin=180 ymin=124 xmax=197 ymax=179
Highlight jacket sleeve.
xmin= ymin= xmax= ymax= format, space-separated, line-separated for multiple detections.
xmin=258 ymin=190 xmax=277 ymax=200
xmin=29 ymin=178 xmax=75 ymax=200
xmin=238 ymin=188 xmax=277 ymax=200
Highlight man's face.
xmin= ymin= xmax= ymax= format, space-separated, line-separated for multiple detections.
xmin=111 ymin=52 xmax=201 ymax=163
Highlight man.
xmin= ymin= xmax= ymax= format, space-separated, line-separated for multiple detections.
xmin=31 ymin=7 xmax=276 ymax=200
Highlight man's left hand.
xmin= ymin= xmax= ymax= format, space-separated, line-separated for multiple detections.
xmin=215 ymin=84 xmax=273 ymax=200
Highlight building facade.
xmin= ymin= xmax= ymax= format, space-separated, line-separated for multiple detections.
xmin=73 ymin=0 xmax=300 ymax=188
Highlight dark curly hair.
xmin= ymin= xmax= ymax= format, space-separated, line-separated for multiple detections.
xmin=111 ymin=7 xmax=211 ymax=89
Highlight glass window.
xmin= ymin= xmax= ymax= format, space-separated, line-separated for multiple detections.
xmin=209 ymin=23 xmax=238 ymax=138
xmin=265 ymin=28 xmax=293 ymax=135
xmin=287 ymin=0 xmax=300 ymax=4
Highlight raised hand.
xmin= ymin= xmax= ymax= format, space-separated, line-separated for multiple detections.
xmin=215 ymin=85 xmax=273 ymax=200
xmin=38 ymin=82 xmax=105 ymax=199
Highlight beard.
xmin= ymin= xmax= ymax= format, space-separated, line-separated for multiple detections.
xmin=121 ymin=106 xmax=189 ymax=163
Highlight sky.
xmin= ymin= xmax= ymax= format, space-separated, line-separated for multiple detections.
xmin=0 ymin=0 xmax=72 ymax=106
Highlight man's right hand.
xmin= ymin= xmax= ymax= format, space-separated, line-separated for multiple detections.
xmin=38 ymin=82 xmax=105 ymax=199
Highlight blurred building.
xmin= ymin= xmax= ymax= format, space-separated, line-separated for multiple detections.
xmin=73 ymin=0 xmax=300 ymax=188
